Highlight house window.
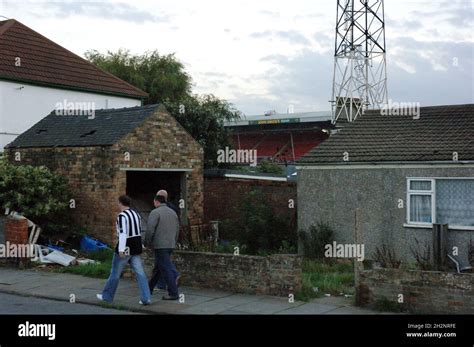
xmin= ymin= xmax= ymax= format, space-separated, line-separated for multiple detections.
xmin=407 ymin=179 xmax=434 ymax=224
xmin=407 ymin=178 xmax=474 ymax=228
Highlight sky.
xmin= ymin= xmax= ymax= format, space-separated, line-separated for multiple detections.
xmin=0 ymin=0 xmax=472 ymax=116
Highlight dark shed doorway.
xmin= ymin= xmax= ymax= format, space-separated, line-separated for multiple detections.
xmin=125 ymin=169 xmax=188 ymax=225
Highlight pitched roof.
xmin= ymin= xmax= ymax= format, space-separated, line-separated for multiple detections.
xmin=297 ymin=104 xmax=474 ymax=165
xmin=6 ymin=104 xmax=163 ymax=148
xmin=0 ymin=19 xmax=148 ymax=99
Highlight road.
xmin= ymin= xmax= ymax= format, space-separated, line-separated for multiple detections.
xmin=0 ymin=292 xmax=137 ymax=314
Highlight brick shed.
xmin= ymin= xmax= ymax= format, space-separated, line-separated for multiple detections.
xmin=5 ymin=104 xmax=203 ymax=244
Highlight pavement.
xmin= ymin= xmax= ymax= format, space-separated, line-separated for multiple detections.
xmin=0 ymin=291 xmax=136 ymax=314
xmin=0 ymin=267 xmax=382 ymax=315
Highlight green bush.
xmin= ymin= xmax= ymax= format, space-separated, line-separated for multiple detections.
xmin=256 ymin=160 xmax=283 ymax=175
xmin=219 ymin=190 xmax=297 ymax=255
xmin=0 ymin=161 xmax=71 ymax=231
xmin=299 ymin=222 xmax=335 ymax=259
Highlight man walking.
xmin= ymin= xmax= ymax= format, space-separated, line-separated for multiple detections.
xmin=97 ymin=195 xmax=151 ymax=305
xmin=154 ymin=190 xmax=181 ymax=291
xmin=146 ymin=194 xmax=180 ymax=300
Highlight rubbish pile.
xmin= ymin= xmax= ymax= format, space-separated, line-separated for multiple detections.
xmin=4 ymin=208 xmax=110 ymax=267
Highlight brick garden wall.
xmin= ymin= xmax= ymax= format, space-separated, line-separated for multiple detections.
xmin=203 ymin=176 xmax=296 ymax=226
xmin=143 ymin=250 xmax=302 ymax=297
xmin=358 ymin=268 xmax=474 ymax=314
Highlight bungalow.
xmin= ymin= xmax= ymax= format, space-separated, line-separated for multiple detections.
xmin=297 ymin=104 xmax=474 ymax=263
xmin=0 ymin=19 xmax=148 ymax=150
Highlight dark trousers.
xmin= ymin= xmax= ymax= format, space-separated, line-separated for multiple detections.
xmin=148 ymin=249 xmax=179 ymax=298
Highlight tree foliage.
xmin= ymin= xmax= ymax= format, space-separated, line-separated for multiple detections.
xmin=85 ymin=49 xmax=191 ymax=103
xmin=0 ymin=161 xmax=70 ymax=228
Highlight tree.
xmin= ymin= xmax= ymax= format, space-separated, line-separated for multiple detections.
xmin=85 ymin=49 xmax=191 ymax=103
xmin=86 ymin=49 xmax=241 ymax=167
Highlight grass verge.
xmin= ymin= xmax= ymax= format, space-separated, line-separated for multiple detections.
xmin=296 ymin=259 xmax=355 ymax=302
xmin=53 ymin=249 xmax=113 ymax=279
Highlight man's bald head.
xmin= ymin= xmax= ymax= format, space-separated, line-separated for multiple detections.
xmin=156 ymin=189 xmax=168 ymax=201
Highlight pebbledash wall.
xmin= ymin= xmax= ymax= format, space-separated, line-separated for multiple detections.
xmin=143 ymin=250 xmax=302 ymax=297
xmin=4 ymin=107 xmax=203 ymax=245
xmin=204 ymin=172 xmax=297 ymax=228
xmin=298 ymin=166 xmax=474 ymax=263
xmin=358 ymin=268 xmax=474 ymax=314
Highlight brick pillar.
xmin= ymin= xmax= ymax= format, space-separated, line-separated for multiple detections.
xmin=5 ymin=216 xmax=30 ymax=266
xmin=5 ymin=216 xmax=29 ymax=246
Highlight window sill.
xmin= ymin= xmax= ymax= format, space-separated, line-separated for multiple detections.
xmin=403 ymin=223 xmax=474 ymax=231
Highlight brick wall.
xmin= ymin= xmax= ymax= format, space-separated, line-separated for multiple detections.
xmin=5 ymin=109 xmax=204 ymax=245
xmin=358 ymin=268 xmax=474 ymax=314
xmin=144 ymin=250 xmax=302 ymax=297
xmin=204 ymin=176 xmax=296 ymax=225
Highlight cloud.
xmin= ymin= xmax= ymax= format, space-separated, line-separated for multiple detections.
xmin=233 ymin=34 xmax=473 ymax=115
xmin=13 ymin=0 xmax=169 ymax=23
xmin=232 ymin=49 xmax=333 ymax=114
xmin=258 ymin=10 xmax=280 ymax=18
xmin=391 ymin=19 xmax=424 ymax=31
xmin=388 ymin=37 xmax=473 ymax=105
xmin=410 ymin=0 xmax=473 ymax=29
xmin=250 ymin=30 xmax=311 ymax=45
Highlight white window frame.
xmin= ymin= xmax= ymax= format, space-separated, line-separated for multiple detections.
xmin=405 ymin=177 xmax=474 ymax=231
xmin=406 ymin=178 xmax=436 ymax=226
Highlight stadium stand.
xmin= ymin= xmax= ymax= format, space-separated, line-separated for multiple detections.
xmin=226 ymin=111 xmax=333 ymax=163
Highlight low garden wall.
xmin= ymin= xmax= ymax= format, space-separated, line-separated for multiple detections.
xmin=143 ymin=250 xmax=302 ymax=297
xmin=358 ymin=268 xmax=473 ymax=314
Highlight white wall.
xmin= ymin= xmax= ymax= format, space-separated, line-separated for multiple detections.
xmin=0 ymin=80 xmax=142 ymax=151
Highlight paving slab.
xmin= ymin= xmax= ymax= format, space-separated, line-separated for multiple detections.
xmin=207 ymin=293 xmax=262 ymax=306
xmin=179 ymin=300 xmax=239 ymax=314
xmin=314 ymin=295 xmax=354 ymax=307
xmin=277 ymin=302 xmax=339 ymax=314
xmin=233 ymin=298 xmax=302 ymax=314
xmin=325 ymin=306 xmax=380 ymax=315
xmin=178 ymin=286 xmax=232 ymax=299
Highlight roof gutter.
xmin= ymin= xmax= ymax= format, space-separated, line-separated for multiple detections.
xmin=0 ymin=76 xmax=148 ymax=100
xmin=296 ymin=161 xmax=474 ymax=170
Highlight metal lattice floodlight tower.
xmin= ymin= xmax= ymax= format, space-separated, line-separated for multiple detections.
xmin=331 ymin=0 xmax=388 ymax=123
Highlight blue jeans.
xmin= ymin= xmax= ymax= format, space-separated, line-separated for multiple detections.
xmin=157 ymin=261 xmax=180 ymax=289
xmin=102 ymin=253 xmax=151 ymax=303
xmin=148 ymin=249 xmax=179 ymax=298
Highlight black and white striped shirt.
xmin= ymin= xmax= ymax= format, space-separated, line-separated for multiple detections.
xmin=115 ymin=208 xmax=143 ymax=255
